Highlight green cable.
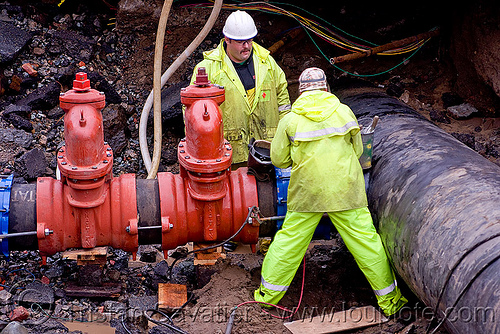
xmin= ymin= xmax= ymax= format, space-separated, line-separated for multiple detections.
xmin=304 ymin=28 xmax=427 ymax=77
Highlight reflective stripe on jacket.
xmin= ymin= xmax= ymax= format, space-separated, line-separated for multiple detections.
xmin=191 ymin=40 xmax=291 ymax=163
xmin=271 ymin=90 xmax=367 ymax=212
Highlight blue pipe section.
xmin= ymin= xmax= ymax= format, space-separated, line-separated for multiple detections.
xmin=274 ymin=166 xmax=332 ymax=240
xmin=0 ymin=175 xmax=13 ymax=257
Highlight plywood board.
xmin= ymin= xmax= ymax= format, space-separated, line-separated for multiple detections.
xmin=284 ymin=305 xmax=388 ymax=334
xmin=158 ymin=283 xmax=187 ymax=310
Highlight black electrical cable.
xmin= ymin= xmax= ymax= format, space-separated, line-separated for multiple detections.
xmin=167 ymin=206 xmax=259 ymax=280
xmin=144 ymin=309 xmax=190 ymax=334
xmin=170 ymin=292 xmax=195 ymax=319
xmin=425 ymin=233 xmax=500 ymax=334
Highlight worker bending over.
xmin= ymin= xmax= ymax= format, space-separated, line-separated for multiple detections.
xmin=190 ymin=10 xmax=291 ymax=164
xmin=254 ymin=67 xmax=408 ymax=316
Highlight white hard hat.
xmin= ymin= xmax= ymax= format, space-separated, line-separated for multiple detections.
xmin=223 ymin=10 xmax=258 ymax=40
xmin=299 ymin=67 xmax=328 ymax=93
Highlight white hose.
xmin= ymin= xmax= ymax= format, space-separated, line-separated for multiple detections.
xmin=140 ymin=0 xmax=223 ymax=179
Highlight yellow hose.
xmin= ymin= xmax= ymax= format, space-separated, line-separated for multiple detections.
xmin=141 ymin=0 xmax=223 ymax=179
xmin=148 ymin=0 xmax=173 ymax=179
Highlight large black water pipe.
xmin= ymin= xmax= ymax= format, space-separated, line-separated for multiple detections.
xmin=337 ymin=84 xmax=500 ymax=334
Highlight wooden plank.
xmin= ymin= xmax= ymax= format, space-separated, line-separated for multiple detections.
xmin=193 ymin=244 xmax=225 ymax=265
xmin=158 ymin=283 xmax=187 ymax=310
xmin=284 ymin=305 xmax=388 ymax=334
xmin=62 ymin=247 xmax=108 ymax=265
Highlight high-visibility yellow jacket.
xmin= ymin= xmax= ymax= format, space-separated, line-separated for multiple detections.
xmin=271 ymin=90 xmax=367 ymax=212
xmin=191 ymin=40 xmax=291 ymax=163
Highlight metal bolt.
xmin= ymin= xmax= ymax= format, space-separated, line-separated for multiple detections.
xmin=107 ymin=153 xmax=112 ymax=157
xmin=60 ymin=93 xmax=65 ymax=96
xmin=196 ymin=160 xmax=202 ymax=163
xmin=125 ymin=226 xmax=130 ymax=233
xmin=181 ymin=138 xmax=186 ymax=142
xmin=185 ymin=156 xmax=190 ymax=159
xmin=179 ymin=144 xmax=184 ymax=148
xmin=103 ymin=160 xmax=108 ymax=163
xmin=216 ymin=159 xmax=221 ymax=162
xmin=44 ymin=228 xmax=53 ymax=236
xmin=72 ymin=166 xmax=77 ymax=170
xmin=170 ymin=224 xmax=173 ymax=229
xmin=99 ymin=91 xmax=105 ymax=95
xmin=61 ymin=162 xmax=67 ymax=165
xmin=58 ymin=155 xmax=63 ymax=159
xmin=225 ymin=153 xmax=230 ymax=157
xmin=106 ymin=147 xmax=112 ymax=151
xmin=227 ymin=147 xmax=232 ymax=151
xmin=92 ymin=166 xmax=97 ymax=169
xmin=180 ymin=150 xmax=185 ymax=153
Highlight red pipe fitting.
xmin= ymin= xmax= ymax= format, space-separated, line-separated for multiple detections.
xmin=158 ymin=68 xmax=259 ymax=253
xmin=37 ymin=73 xmax=138 ymax=262
xmin=36 ymin=70 xmax=260 ymax=262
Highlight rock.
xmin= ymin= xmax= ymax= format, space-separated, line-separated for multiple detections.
xmin=429 ymin=109 xmax=450 ymax=124
xmin=447 ymin=102 xmax=479 ymax=119
xmin=451 ymin=133 xmax=475 ymax=149
xmin=17 ymin=81 xmax=61 ymax=110
xmin=43 ymin=263 xmax=64 ymax=280
xmin=3 ymin=113 xmax=33 ymax=132
xmin=102 ymin=104 xmax=128 ymax=154
xmin=0 ymin=321 xmax=29 ymax=334
xmin=0 ymin=71 xmax=7 ymax=96
xmin=0 ymin=22 xmax=31 ymax=64
xmin=128 ymin=295 xmax=158 ymax=327
xmin=386 ymin=77 xmax=405 ymax=98
xmin=140 ymin=249 xmax=158 ymax=263
xmin=0 ymin=128 xmax=33 ymax=148
xmin=149 ymin=325 xmax=178 ymax=334
xmin=47 ymin=106 xmax=65 ymax=120
xmin=104 ymin=300 xmax=126 ymax=313
xmin=3 ymin=104 xmax=34 ymax=133
xmin=48 ymin=29 xmax=96 ymax=62
xmin=441 ymin=92 xmax=463 ymax=109
xmin=0 ymin=290 xmax=12 ymax=305
xmin=153 ymin=261 xmax=169 ymax=278
xmin=161 ymin=147 xmax=178 ymax=166
xmin=15 ymin=281 xmax=55 ymax=307
xmin=86 ymin=71 xmax=121 ymax=104
xmin=15 ymin=148 xmax=48 ymax=180
xmin=25 ymin=318 xmax=68 ymax=333
xmin=3 ymin=104 xmax=31 ymax=117
xmin=8 ymin=306 xmax=29 ymax=321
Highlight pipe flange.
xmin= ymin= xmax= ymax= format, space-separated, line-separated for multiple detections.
xmin=57 ymin=144 xmax=113 ymax=180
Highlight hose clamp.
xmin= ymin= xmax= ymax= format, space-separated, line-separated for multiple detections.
xmin=0 ymin=175 xmax=14 ymax=257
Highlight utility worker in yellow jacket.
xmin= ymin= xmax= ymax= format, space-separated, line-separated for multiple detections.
xmin=254 ymin=67 xmax=408 ymax=316
xmin=190 ymin=10 xmax=291 ymax=164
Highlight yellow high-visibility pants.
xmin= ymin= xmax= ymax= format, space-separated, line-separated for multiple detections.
xmin=254 ymin=208 xmax=408 ymax=316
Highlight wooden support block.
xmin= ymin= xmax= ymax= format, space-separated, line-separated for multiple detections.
xmin=158 ymin=283 xmax=188 ymax=311
xmin=284 ymin=305 xmax=388 ymax=334
xmin=62 ymin=247 xmax=108 ymax=265
xmin=193 ymin=244 xmax=226 ymax=265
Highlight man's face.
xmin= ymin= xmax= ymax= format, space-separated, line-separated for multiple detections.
xmin=225 ymin=37 xmax=253 ymax=63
